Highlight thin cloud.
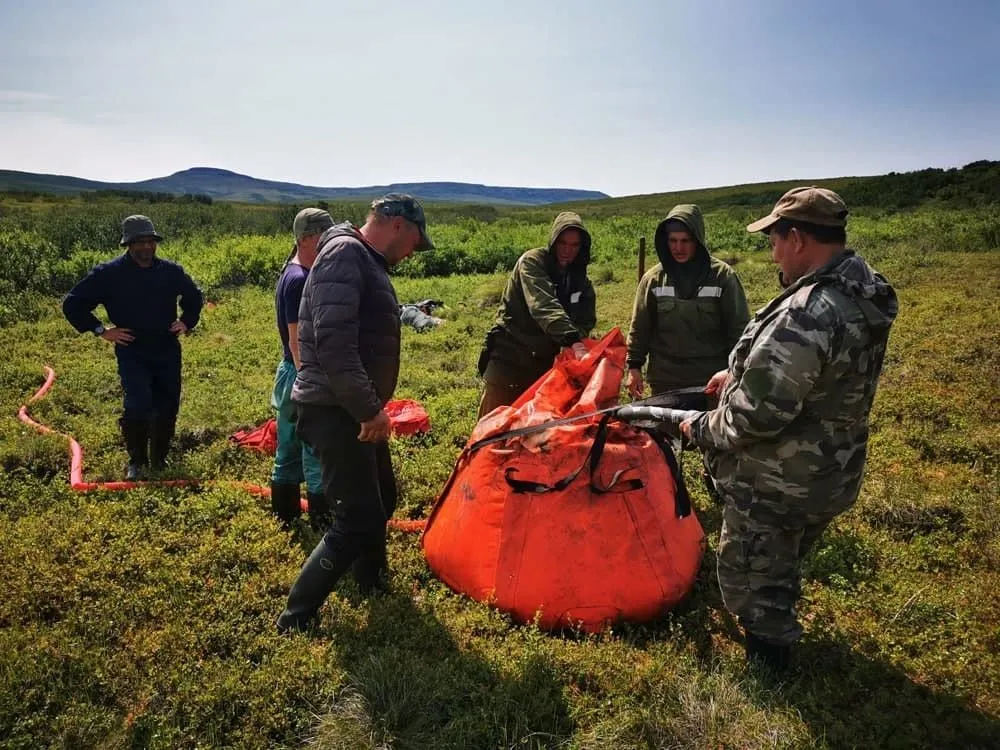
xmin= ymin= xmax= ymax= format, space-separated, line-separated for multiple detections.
xmin=0 ymin=90 xmax=58 ymax=103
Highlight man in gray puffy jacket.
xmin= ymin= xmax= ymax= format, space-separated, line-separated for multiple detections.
xmin=277 ymin=193 xmax=433 ymax=633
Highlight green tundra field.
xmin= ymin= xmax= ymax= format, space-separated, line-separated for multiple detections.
xmin=1 ymin=163 xmax=998 ymax=748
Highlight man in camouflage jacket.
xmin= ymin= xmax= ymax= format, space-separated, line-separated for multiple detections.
xmin=680 ymin=187 xmax=898 ymax=671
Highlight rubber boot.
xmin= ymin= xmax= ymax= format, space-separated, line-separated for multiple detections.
xmin=149 ymin=414 xmax=176 ymax=470
xmin=745 ymin=631 xmax=792 ymax=673
xmin=352 ymin=534 xmax=390 ymax=596
xmin=276 ymin=537 xmax=354 ymax=634
xmin=307 ymin=491 xmax=333 ymax=532
xmin=270 ymin=482 xmax=302 ymax=528
xmin=119 ymin=417 xmax=149 ymax=481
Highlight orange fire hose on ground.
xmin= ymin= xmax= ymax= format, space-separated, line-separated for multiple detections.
xmin=16 ymin=366 xmax=427 ymax=533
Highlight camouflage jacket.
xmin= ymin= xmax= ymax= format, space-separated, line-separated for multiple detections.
xmin=688 ymin=251 xmax=898 ymax=523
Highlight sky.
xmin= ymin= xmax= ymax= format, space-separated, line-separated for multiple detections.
xmin=0 ymin=0 xmax=998 ymax=197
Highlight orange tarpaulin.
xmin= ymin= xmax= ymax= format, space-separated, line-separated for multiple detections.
xmin=422 ymin=328 xmax=705 ymax=632
xmin=230 ymin=399 xmax=431 ymax=454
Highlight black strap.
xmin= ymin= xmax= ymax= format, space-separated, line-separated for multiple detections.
xmin=504 ymin=414 xmax=644 ymax=496
xmin=589 ymin=414 xmax=643 ymax=494
xmin=645 ymin=428 xmax=692 ymax=518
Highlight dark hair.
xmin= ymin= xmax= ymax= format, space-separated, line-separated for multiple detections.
xmin=663 ymin=219 xmax=692 ymax=236
xmin=770 ymin=218 xmax=846 ymax=245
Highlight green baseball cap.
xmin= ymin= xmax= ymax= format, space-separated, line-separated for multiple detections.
xmin=292 ymin=207 xmax=334 ymax=239
xmin=372 ymin=193 xmax=434 ymax=250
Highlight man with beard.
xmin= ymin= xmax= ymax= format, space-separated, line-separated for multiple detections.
xmin=680 ymin=187 xmax=898 ymax=672
xmin=277 ymin=194 xmax=433 ymax=633
xmin=62 ymin=215 xmax=203 ymax=480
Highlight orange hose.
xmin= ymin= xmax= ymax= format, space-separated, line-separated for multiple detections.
xmin=18 ymin=366 xmax=427 ymax=533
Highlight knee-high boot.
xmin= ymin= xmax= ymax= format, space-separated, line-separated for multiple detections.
xmin=276 ymin=536 xmax=355 ymax=634
xmin=352 ymin=532 xmax=390 ymax=596
xmin=119 ymin=417 xmax=149 ymax=481
xmin=149 ymin=414 xmax=176 ymax=470
xmin=306 ymin=491 xmax=333 ymax=531
xmin=270 ymin=482 xmax=302 ymax=528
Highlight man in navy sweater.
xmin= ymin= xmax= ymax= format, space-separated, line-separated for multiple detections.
xmin=63 ymin=215 xmax=203 ymax=479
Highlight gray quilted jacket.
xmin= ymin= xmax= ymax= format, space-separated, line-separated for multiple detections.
xmin=291 ymin=224 xmax=401 ymax=423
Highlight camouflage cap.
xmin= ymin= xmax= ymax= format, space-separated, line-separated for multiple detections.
xmin=292 ymin=207 xmax=334 ymax=239
xmin=372 ymin=193 xmax=434 ymax=250
xmin=747 ymin=187 xmax=849 ymax=233
xmin=119 ymin=215 xmax=164 ymax=246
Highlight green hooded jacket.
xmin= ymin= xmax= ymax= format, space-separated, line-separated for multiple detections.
xmin=626 ymin=204 xmax=750 ymax=390
xmin=482 ymin=212 xmax=597 ymax=383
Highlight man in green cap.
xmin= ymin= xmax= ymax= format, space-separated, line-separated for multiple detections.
xmin=277 ymin=193 xmax=432 ymax=633
xmin=269 ymin=208 xmax=335 ymax=529
xmin=626 ymin=204 xmax=749 ymax=406
xmin=679 ymin=187 xmax=898 ymax=672
xmin=476 ymin=211 xmax=597 ymax=418
xmin=62 ymin=215 xmax=203 ymax=479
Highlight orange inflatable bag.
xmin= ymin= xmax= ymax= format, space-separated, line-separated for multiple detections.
xmin=422 ymin=328 xmax=705 ymax=632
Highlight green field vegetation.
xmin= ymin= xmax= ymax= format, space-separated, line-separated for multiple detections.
xmin=1 ymin=167 xmax=998 ymax=748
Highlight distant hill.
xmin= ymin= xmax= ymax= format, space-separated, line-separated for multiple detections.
xmin=544 ymin=160 xmax=1000 ymax=218
xmin=0 ymin=166 xmax=609 ymax=205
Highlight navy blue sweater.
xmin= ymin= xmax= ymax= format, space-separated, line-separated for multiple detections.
xmin=62 ymin=252 xmax=203 ymax=345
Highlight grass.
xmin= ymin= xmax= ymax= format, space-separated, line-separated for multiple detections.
xmin=0 ymin=201 xmax=998 ymax=748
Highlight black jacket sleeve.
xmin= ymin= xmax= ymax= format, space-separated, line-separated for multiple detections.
xmin=62 ymin=264 xmax=108 ymax=334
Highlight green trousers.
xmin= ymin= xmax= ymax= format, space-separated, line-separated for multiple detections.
xmin=270 ymin=359 xmax=322 ymax=494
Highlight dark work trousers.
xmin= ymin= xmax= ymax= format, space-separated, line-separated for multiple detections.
xmin=295 ymin=403 xmax=398 ymax=587
xmin=477 ymin=353 xmax=550 ymax=419
xmin=115 ymin=339 xmax=182 ymax=420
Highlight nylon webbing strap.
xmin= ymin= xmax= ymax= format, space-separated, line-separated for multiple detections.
xmin=504 ymin=413 xmax=643 ymax=495
xmin=647 ymin=429 xmax=692 ymax=518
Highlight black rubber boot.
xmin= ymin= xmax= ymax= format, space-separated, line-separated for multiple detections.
xmin=270 ymin=483 xmax=302 ymax=528
xmin=149 ymin=414 xmax=176 ymax=470
xmin=276 ymin=537 xmax=353 ymax=634
xmin=352 ymin=535 xmax=390 ymax=596
xmin=745 ymin=631 xmax=792 ymax=673
xmin=307 ymin=491 xmax=333 ymax=532
xmin=119 ymin=417 xmax=149 ymax=481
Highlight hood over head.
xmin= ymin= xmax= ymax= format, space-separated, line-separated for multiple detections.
xmin=546 ymin=212 xmax=592 ymax=270
xmin=653 ymin=204 xmax=709 ymax=270
xmin=653 ymin=204 xmax=712 ymax=297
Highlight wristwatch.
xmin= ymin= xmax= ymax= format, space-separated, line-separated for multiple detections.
xmin=93 ymin=325 xmax=106 ymax=336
